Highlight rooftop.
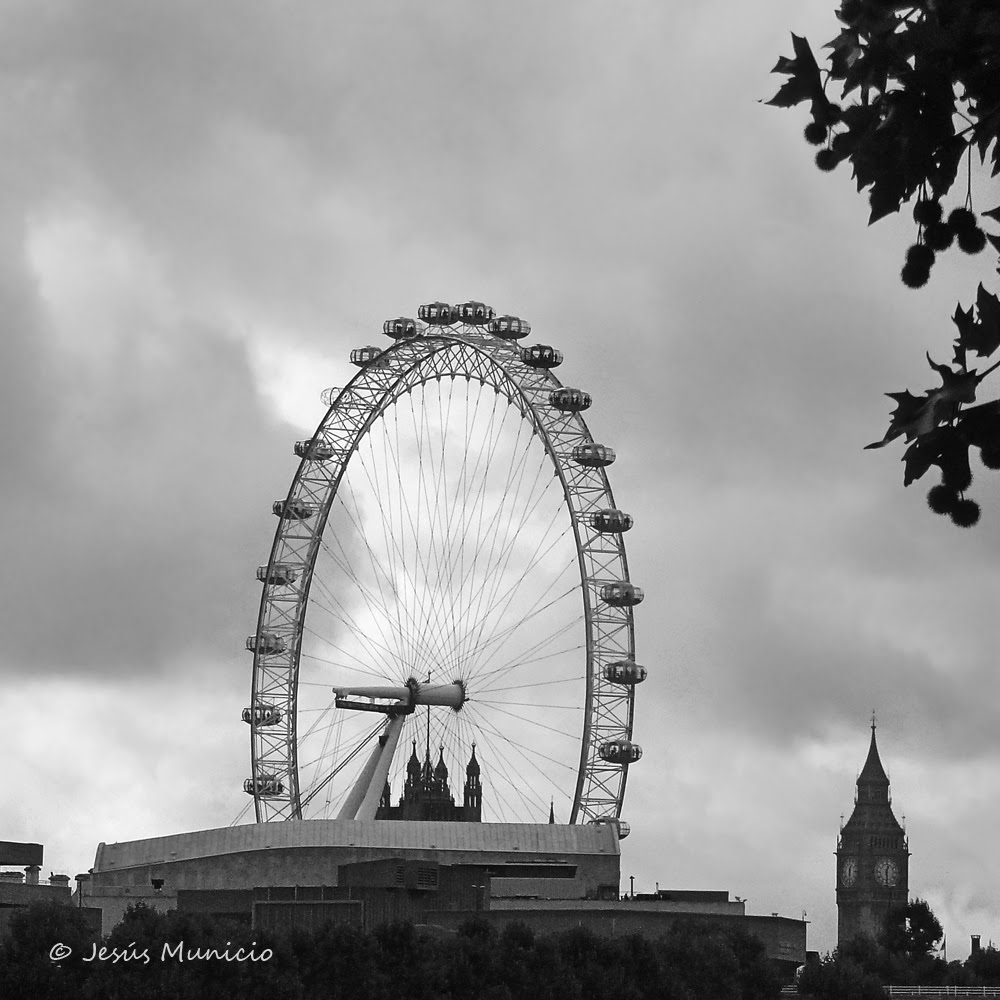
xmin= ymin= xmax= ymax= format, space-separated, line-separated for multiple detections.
xmin=94 ymin=821 xmax=620 ymax=872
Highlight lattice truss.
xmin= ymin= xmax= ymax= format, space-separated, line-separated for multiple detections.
xmin=246 ymin=310 xmax=645 ymax=832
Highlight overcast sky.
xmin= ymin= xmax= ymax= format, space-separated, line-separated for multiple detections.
xmin=4 ymin=0 xmax=1000 ymax=958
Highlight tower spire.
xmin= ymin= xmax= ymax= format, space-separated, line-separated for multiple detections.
xmin=858 ymin=718 xmax=889 ymax=791
xmin=837 ymin=719 xmax=908 ymax=948
xmin=463 ymin=741 xmax=482 ymax=821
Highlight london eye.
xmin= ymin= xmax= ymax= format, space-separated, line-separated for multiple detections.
xmin=244 ymin=301 xmax=645 ymax=832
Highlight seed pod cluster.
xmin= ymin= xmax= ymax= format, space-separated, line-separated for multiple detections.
xmin=901 ymin=201 xmax=988 ymax=289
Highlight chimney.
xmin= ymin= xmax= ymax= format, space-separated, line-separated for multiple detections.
xmin=49 ymin=874 xmax=70 ymax=888
xmin=25 ymin=865 xmax=40 ymax=885
xmin=972 ymin=935 xmax=982 ymax=955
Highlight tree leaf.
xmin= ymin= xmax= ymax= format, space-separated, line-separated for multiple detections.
xmin=950 ymin=286 xmax=1000 ymax=359
xmin=977 ymin=282 xmax=1000 ymax=333
xmin=866 ymin=390 xmax=936 ymax=449
xmin=901 ymin=427 xmax=950 ymax=486
xmin=952 ymin=302 xmax=974 ymax=369
xmin=953 ymin=341 xmax=967 ymax=371
xmin=766 ymin=34 xmax=825 ymax=108
xmin=958 ymin=399 xmax=1000 ymax=450
xmin=926 ymin=353 xmax=980 ymax=404
xmin=868 ymin=175 xmax=908 ymax=224
xmin=825 ymin=28 xmax=863 ymax=79
xmin=901 ymin=426 xmax=970 ymax=488
xmin=866 ymin=357 xmax=981 ymax=450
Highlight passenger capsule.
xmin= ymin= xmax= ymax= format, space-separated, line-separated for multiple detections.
xmin=243 ymin=775 xmax=284 ymax=797
xmin=242 ymin=704 xmax=283 ymax=726
xmin=489 ymin=315 xmax=531 ymax=340
xmin=599 ymin=739 xmax=642 ymax=765
xmin=521 ymin=344 xmax=563 ymax=369
xmin=294 ymin=438 xmax=336 ymax=461
xmin=600 ymin=582 xmax=644 ymax=607
xmin=417 ymin=302 xmax=456 ymax=325
xmin=319 ymin=387 xmax=342 ymax=407
xmin=549 ymin=387 xmax=592 ymax=412
xmin=256 ymin=563 xmax=299 ymax=586
xmin=246 ymin=632 xmax=286 ymax=655
xmin=383 ymin=317 xmax=419 ymax=339
xmin=588 ymin=816 xmax=631 ymax=839
xmin=455 ymin=301 xmax=495 ymax=325
xmin=350 ymin=346 xmax=387 ymax=367
xmin=272 ymin=499 xmax=315 ymax=520
xmin=590 ymin=509 xmax=633 ymax=533
xmin=572 ymin=443 xmax=616 ymax=468
xmin=602 ymin=660 xmax=648 ymax=685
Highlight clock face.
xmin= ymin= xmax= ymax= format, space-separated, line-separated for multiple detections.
xmin=874 ymin=858 xmax=899 ymax=886
xmin=840 ymin=858 xmax=857 ymax=887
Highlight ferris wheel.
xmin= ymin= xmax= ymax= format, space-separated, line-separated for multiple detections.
xmin=244 ymin=301 xmax=645 ymax=833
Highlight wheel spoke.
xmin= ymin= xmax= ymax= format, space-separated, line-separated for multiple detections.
xmin=248 ymin=322 xmax=639 ymax=829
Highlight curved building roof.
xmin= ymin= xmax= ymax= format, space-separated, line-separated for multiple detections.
xmin=93 ymin=820 xmax=619 ymax=873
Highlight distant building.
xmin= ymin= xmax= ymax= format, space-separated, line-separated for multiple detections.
xmin=376 ymin=742 xmax=482 ymax=822
xmin=836 ymin=720 xmax=909 ymax=945
xmin=89 ymin=820 xmax=621 ymax=901
xmin=85 ymin=820 xmax=806 ymax=975
xmin=0 ymin=841 xmax=79 ymax=939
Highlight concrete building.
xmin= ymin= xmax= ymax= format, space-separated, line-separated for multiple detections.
xmin=0 ymin=841 xmax=77 ymax=939
xmin=86 ymin=819 xmax=807 ymax=976
xmin=91 ymin=820 xmax=619 ymax=897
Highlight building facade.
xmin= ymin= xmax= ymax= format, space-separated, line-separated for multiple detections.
xmin=90 ymin=820 xmax=621 ymax=897
xmin=836 ymin=722 xmax=909 ymax=945
xmin=376 ymin=742 xmax=482 ymax=822
xmin=0 ymin=841 xmax=79 ymax=939
xmin=86 ymin=823 xmax=806 ymax=974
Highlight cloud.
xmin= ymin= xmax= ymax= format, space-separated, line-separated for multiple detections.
xmin=5 ymin=664 xmax=250 ymax=868
xmin=3 ymin=0 xmax=1000 ymax=959
xmin=0 ymin=207 xmax=294 ymax=676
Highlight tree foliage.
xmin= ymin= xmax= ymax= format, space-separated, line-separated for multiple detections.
xmin=0 ymin=903 xmax=785 ymax=1000
xmin=796 ymin=952 xmax=887 ymax=1000
xmin=794 ymin=899 xmax=1000 ymax=998
xmin=967 ymin=943 xmax=1000 ymax=986
xmin=0 ymin=901 xmax=99 ymax=1000
xmin=768 ymin=0 xmax=1000 ymax=525
xmin=881 ymin=898 xmax=944 ymax=959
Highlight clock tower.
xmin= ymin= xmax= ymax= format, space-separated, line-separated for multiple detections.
xmin=836 ymin=719 xmax=909 ymax=946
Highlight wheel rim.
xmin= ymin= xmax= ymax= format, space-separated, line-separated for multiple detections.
xmin=247 ymin=317 xmax=640 ymax=828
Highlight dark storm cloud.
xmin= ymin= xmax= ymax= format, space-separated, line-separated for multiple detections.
xmin=0 ymin=212 xmax=52 ymax=476
xmin=695 ymin=565 xmax=1000 ymax=760
xmin=0 ymin=300 xmax=293 ymax=676
xmin=0 ymin=2 xmax=351 ymax=676
xmin=3 ymin=0 xmax=605 ymax=327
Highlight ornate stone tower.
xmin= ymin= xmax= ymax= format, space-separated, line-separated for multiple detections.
xmin=376 ymin=742 xmax=482 ymax=822
xmin=463 ymin=742 xmax=482 ymax=819
xmin=836 ymin=720 xmax=909 ymax=946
